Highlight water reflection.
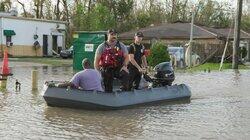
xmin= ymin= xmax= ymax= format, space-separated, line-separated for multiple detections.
xmin=0 ymin=92 xmax=8 ymax=109
xmin=232 ymin=69 xmax=241 ymax=85
xmin=42 ymin=66 xmax=48 ymax=74
xmin=32 ymin=66 xmax=39 ymax=70
xmin=43 ymin=107 xmax=144 ymax=139
xmin=30 ymin=90 xmax=44 ymax=107
xmin=62 ymin=67 xmax=71 ymax=72
xmin=51 ymin=66 xmax=58 ymax=74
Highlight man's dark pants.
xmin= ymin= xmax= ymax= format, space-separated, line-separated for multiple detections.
xmin=101 ymin=67 xmax=129 ymax=92
xmin=128 ymin=66 xmax=142 ymax=90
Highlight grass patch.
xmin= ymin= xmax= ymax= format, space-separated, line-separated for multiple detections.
xmin=182 ymin=63 xmax=249 ymax=72
xmin=9 ymin=57 xmax=73 ymax=66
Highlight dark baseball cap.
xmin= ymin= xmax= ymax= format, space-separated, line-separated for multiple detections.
xmin=135 ymin=31 xmax=144 ymax=37
xmin=107 ymin=29 xmax=117 ymax=34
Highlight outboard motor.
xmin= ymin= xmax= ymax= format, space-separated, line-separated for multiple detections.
xmin=153 ymin=62 xmax=175 ymax=86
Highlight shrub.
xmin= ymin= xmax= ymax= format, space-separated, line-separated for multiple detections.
xmin=147 ymin=41 xmax=170 ymax=67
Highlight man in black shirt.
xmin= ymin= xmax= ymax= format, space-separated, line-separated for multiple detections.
xmin=128 ymin=32 xmax=148 ymax=90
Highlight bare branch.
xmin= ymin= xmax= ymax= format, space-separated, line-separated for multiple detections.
xmin=17 ymin=0 xmax=27 ymax=17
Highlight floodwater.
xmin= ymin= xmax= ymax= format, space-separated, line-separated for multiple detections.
xmin=0 ymin=63 xmax=250 ymax=140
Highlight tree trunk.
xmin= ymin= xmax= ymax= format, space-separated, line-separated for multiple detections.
xmin=17 ymin=0 xmax=27 ymax=17
xmin=233 ymin=0 xmax=243 ymax=69
xmin=33 ymin=0 xmax=40 ymax=18
xmin=61 ymin=0 xmax=69 ymax=22
xmin=87 ymin=0 xmax=92 ymax=13
xmin=39 ymin=0 xmax=45 ymax=19
xmin=55 ymin=0 xmax=60 ymax=20
xmin=171 ymin=0 xmax=176 ymax=22
xmin=0 ymin=0 xmax=12 ymax=12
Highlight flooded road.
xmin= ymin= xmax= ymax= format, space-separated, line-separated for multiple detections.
xmin=0 ymin=63 xmax=250 ymax=140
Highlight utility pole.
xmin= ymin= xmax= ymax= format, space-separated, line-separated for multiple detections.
xmin=189 ymin=5 xmax=195 ymax=67
xmin=219 ymin=12 xmax=234 ymax=71
xmin=232 ymin=0 xmax=243 ymax=69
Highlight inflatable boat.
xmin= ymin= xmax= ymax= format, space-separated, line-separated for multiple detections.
xmin=43 ymin=62 xmax=191 ymax=110
xmin=42 ymin=83 xmax=191 ymax=110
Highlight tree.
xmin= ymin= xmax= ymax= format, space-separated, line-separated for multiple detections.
xmin=148 ymin=3 xmax=165 ymax=24
xmin=88 ymin=3 xmax=116 ymax=31
xmin=0 ymin=0 xmax=11 ymax=12
xmin=55 ymin=0 xmax=60 ymax=20
xmin=11 ymin=0 xmax=239 ymax=45
xmin=147 ymin=42 xmax=170 ymax=67
xmin=135 ymin=10 xmax=151 ymax=28
xmin=71 ymin=2 xmax=86 ymax=30
xmin=195 ymin=0 xmax=231 ymax=27
xmin=44 ymin=0 xmax=53 ymax=20
xmin=61 ymin=0 xmax=70 ymax=22
xmin=116 ymin=0 xmax=134 ymax=31
xmin=17 ymin=0 xmax=27 ymax=17
xmin=133 ymin=1 xmax=166 ymax=29
xmin=33 ymin=0 xmax=45 ymax=18
xmin=116 ymin=0 xmax=134 ymax=20
xmin=242 ymin=14 xmax=250 ymax=31
xmin=39 ymin=0 xmax=45 ymax=18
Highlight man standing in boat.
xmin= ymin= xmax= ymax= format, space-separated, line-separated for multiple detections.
xmin=94 ymin=29 xmax=130 ymax=92
xmin=58 ymin=58 xmax=103 ymax=91
xmin=128 ymin=31 xmax=148 ymax=90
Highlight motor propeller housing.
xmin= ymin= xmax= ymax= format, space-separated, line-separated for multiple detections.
xmin=152 ymin=62 xmax=175 ymax=86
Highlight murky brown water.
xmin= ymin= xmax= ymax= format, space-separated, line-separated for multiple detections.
xmin=0 ymin=63 xmax=250 ymax=140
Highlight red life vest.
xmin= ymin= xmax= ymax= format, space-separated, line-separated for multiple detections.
xmin=99 ymin=42 xmax=124 ymax=68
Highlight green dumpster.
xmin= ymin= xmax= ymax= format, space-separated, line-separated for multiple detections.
xmin=73 ymin=31 xmax=106 ymax=70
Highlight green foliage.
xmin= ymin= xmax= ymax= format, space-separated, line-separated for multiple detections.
xmin=148 ymin=4 xmax=166 ymax=25
xmin=88 ymin=4 xmax=116 ymax=31
xmin=72 ymin=4 xmax=86 ymax=30
xmin=169 ymin=0 xmax=189 ymax=22
xmin=195 ymin=0 xmax=231 ymax=27
xmin=0 ymin=3 xmax=5 ymax=11
xmin=185 ymin=63 xmax=249 ymax=72
xmin=136 ymin=11 xmax=151 ymax=28
xmin=147 ymin=42 xmax=170 ymax=67
xmin=241 ymin=47 xmax=247 ymax=58
xmin=116 ymin=0 xmax=134 ymax=20
xmin=242 ymin=14 xmax=250 ymax=31
xmin=0 ymin=0 xmax=11 ymax=12
xmin=7 ymin=0 xmax=249 ymax=45
xmin=118 ymin=18 xmax=137 ymax=32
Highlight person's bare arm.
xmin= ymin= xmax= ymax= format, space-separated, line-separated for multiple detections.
xmin=94 ymin=44 xmax=103 ymax=70
xmin=121 ymin=53 xmax=129 ymax=73
xmin=124 ymin=53 xmax=129 ymax=66
xmin=94 ymin=54 xmax=101 ymax=70
xmin=142 ymin=55 xmax=148 ymax=68
xmin=57 ymin=82 xmax=74 ymax=88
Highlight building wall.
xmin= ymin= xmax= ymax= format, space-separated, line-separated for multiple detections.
xmin=0 ymin=17 xmax=66 ymax=57
xmin=1 ymin=45 xmax=42 ymax=56
xmin=122 ymin=38 xmax=226 ymax=62
xmin=162 ymin=39 xmax=226 ymax=62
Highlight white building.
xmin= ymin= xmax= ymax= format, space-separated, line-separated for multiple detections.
xmin=0 ymin=15 xmax=67 ymax=57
